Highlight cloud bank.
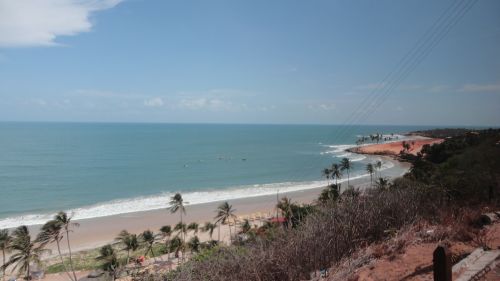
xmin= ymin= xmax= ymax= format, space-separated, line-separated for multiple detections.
xmin=0 ymin=0 xmax=122 ymax=47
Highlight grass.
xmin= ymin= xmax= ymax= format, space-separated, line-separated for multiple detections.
xmin=45 ymin=240 xmax=173 ymax=274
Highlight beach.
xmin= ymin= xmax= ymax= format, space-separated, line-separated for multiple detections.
xmin=348 ymin=137 xmax=443 ymax=156
xmin=25 ymin=155 xmax=409 ymax=256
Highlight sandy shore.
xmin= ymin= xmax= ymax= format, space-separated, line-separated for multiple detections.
xmin=22 ymin=155 xmax=409 ymax=257
xmin=349 ymin=137 xmax=443 ymax=156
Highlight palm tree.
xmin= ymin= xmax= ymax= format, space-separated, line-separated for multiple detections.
xmin=115 ymin=230 xmax=138 ymax=265
xmin=140 ymin=230 xmax=159 ymax=261
xmin=160 ymin=225 xmax=172 ymax=240
xmin=52 ymin=212 xmax=79 ymax=281
xmin=201 ymin=222 xmax=216 ymax=241
xmin=0 ymin=230 xmax=12 ymax=281
xmin=96 ymin=244 xmax=119 ymax=281
xmin=169 ymin=193 xmax=187 ymax=243
xmin=341 ymin=158 xmax=352 ymax=188
xmin=318 ymin=185 xmax=339 ymax=203
xmin=214 ymin=202 xmax=236 ymax=243
xmin=159 ymin=226 xmax=172 ymax=260
xmin=376 ymin=160 xmax=382 ymax=178
xmin=366 ymin=163 xmax=374 ymax=186
xmin=174 ymin=223 xmax=187 ymax=240
xmin=240 ymin=219 xmax=251 ymax=234
xmin=187 ymin=222 xmax=199 ymax=235
xmin=168 ymin=237 xmax=183 ymax=261
xmin=187 ymin=236 xmax=200 ymax=253
xmin=2 ymin=226 xmax=45 ymax=280
xmin=36 ymin=220 xmax=74 ymax=281
xmin=277 ymin=197 xmax=293 ymax=224
xmin=376 ymin=177 xmax=389 ymax=190
xmin=322 ymin=168 xmax=331 ymax=185
xmin=330 ymin=163 xmax=343 ymax=192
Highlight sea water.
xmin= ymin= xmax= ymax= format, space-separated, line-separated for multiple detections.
xmin=0 ymin=122 xmax=433 ymax=228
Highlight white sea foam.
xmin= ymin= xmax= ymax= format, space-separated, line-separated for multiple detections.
xmin=0 ymin=161 xmax=401 ymax=230
xmin=326 ymin=144 xmax=356 ymax=153
xmin=348 ymin=155 xmax=366 ymax=162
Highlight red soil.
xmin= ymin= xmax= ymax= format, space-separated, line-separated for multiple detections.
xmin=350 ymin=138 xmax=443 ymax=156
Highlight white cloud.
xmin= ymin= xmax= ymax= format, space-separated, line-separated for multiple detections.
xmin=428 ymin=85 xmax=450 ymax=93
xmin=178 ymin=98 xmax=245 ymax=112
xmin=144 ymin=97 xmax=164 ymax=107
xmin=308 ymin=103 xmax=336 ymax=111
xmin=459 ymin=83 xmax=500 ymax=93
xmin=0 ymin=0 xmax=122 ymax=47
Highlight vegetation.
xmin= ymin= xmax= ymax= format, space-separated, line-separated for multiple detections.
xmin=53 ymin=212 xmax=79 ymax=281
xmin=214 ymin=202 xmax=237 ymax=243
xmin=96 ymin=245 xmax=120 ymax=280
xmin=0 ymin=229 xmax=11 ymax=281
xmin=133 ymin=128 xmax=500 ymax=281
xmin=2 ymin=226 xmax=46 ymax=280
xmin=115 ymin=230 xmax=139 ymax=265
xmin=201 ymin=222 xmax=216 ymax=240
xmin=4 ymin=128 xmax=498 ymax=281
xmin=340 ymin=158 xmax=351 ymax=187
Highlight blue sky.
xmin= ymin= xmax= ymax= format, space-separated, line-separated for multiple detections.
xmin=0 ymin=0 xmax=499 ymax=126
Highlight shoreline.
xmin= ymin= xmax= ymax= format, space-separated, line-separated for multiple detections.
xmin=21 ymin=155 xmax=409 ymax=256
xmin=347 ymin=136 xmax=443 ymax=157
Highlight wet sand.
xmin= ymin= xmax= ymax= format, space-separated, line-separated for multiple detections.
xmin=24 ymin=156 xmax=409 ymax=257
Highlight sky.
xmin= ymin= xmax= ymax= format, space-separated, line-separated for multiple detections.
xmin=0 ymin=0 xmax=499 ymax=126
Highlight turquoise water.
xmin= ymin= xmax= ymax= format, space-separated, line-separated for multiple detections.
xmin=0 ymin=123 xmax=432 ymax=227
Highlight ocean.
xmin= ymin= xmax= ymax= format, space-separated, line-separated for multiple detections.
xmin=0 ymin=122 xmax=432 ymax=228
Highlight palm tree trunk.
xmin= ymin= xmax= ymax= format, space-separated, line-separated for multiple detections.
xmin=228 ymin=221 xmax=232 ymax=244
xmin=180 ymin=212 xmax=184 ymax=262
xmin=56 ymin=240 xmax=74 ymax=281
xmin=65 ymin=230 xmax=78 ymax=281
xmin=150 ymin=247 xmax=157 ymax=262
xmin=347 ymin=170 xmax=350 ymax=187
xmin=2 ymin=249 xmax=5 ymax=281
xmin=126 ymin=249 xmax=130 ymax=265
xmin=217 ymin=224 xmax=220 ymax=242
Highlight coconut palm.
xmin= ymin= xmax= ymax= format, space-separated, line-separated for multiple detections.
xmin=318 ymin=185 xmax=340 ymax=203
xmin=341 ymin=158 xmax=352 ymax=188
xmin=168 ymin=237 xmax=183 ymax=261
xmin=115 ymin=230 xmax=138 ymax=265
xmin=52 ymin=212 xmax=79 ymax=281
xmin=96 ymin=244 xmax=120 ymax=280
xmin=240 ymin=219 xmax=251 ymax=234
xmin=376 ymin=160 xmax=383 ymax=178
xmin=201 ymin=222 xmax=216 ymax=241
xmin=366 ymin=163 xmax=374 ymax=186
xmin=376 ymin=177 xmax=389 ymax=190
xmin=36 ymin=220 xmax=74 ymax=281
xmin=214 ymin=202 xmax=236 ymax=243
xmin=187 ymin=222 xmax=199 ymax=235
xmin=187 ymin=236 xmax=200 ymax=253
xmin=331 ymin=163 xmax=343 ymax=192
xmin=159 ymin=226 xmax=172 ymax=260
xmin=174 ymin=223 xmax=187 ymax=239
xmin=160 ymin=225 xmax=172 ymax=240
xmin=0 ymin=230 xmax=12 ymax=281
xmin=322 ymin=168 xmax=331 ymax=185
xmin=2 ymin=226 xmax=45 ymax=280
xmin=169 ymin=193 xmax=187 ymax=243
xmin=140 ymin=230 xmax=159 ymax=261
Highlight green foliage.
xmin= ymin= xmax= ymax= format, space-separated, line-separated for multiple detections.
xmin=407 ymin=129 xmax=500 ymax=204
xmin=318 ymin=184 xmax=340 ymax=204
